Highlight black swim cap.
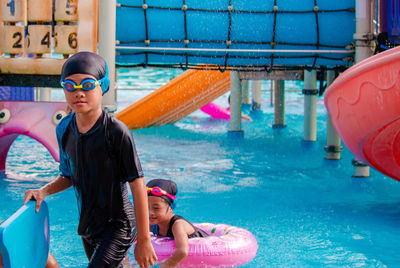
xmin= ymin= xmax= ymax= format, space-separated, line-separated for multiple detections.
xmin=147 ymin=179 xmax=177 ymax=207
xmin=61 ymin=51 xmax=110 ymax=95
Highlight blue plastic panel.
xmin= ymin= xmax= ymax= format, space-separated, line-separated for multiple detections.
xmin=0 ymin=87 xmax=34 ymax=101
xmin=116 ymin=0 xmax=355 ymax=68
xmin=0 ymin=201 xmax=49 ymax=268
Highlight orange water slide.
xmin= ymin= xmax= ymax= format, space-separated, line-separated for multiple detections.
xmin=115 ymin=69 xmax=231 ymax=129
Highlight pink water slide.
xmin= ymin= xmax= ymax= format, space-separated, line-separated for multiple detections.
xmin=324 ymin=47 xmax=400 ymax=181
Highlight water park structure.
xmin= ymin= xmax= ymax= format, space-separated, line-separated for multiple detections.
xmin=0 ymin=0 xmax=399 ymax=267
xmin=1 ymin=0 xmax=357 ymax=167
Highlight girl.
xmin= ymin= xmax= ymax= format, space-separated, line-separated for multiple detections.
xmin=147 ymin=179 xmax=208 ymax=268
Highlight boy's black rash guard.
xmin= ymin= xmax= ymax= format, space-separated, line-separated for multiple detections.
xmin=57 ymin=110 xmax=143 ymax=237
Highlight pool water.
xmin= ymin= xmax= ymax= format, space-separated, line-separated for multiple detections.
xmin=2 ymin=70 xmax=400 ymax=267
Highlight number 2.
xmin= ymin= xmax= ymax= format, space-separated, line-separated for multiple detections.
xmin=12 ymin=32 xmax=22 ymax=48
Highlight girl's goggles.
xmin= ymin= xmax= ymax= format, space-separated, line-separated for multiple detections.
xmin=60 ymin=77 xmax=105 ymax=92
xmin=147 ymin=187 xmax=176 ymax=200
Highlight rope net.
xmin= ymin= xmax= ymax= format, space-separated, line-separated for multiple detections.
xmin=116 ymin=1 xmax=355 ymax=71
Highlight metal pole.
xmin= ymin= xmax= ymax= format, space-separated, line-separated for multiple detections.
xmin=228 ymin=71 xmax=243 ymax=138
xmin=270 ymin=80 xmax=273 ymax=106
xmin=39 ymin=88 xmax=51 ymax=101
xmin=303 ymin=70 xmax=317 ymax=141
xmin=325 ymin=70 xmax=342 ymax=160
xmin=241 ymin=80 xmax=251 ymax=106
xmin=355 ymin=0 xmax=373 ymax=63
xmin=273 ymin=80 xmax=286 ymax=128
xmin=352 ymin=0 xmax=373 ymax=177
xmin=98 ymin=0 xmax=117 ymax=112
xmin=116 ymin=46 xmax=355 ymax=54
xmin=252 ymin=80 xmax=262 ymax=111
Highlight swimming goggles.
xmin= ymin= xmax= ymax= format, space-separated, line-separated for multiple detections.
xmin=147 ymin=187 xmax=176 ymax=200
xmin=60 ymin=77 xmax=106 ymax=92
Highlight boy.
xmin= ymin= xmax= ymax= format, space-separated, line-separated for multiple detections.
xmin=23 ymin=52 xmax=157 ymax=267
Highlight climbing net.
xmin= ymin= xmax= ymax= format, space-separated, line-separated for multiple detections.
xmin=116 ymin=1 xmax=355 ymax=72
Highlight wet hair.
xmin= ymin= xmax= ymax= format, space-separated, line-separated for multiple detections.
xmin=60 ymin=51 xmax=110 ymax=95
xmin=146 ymin=179 xmax=177 ymax=208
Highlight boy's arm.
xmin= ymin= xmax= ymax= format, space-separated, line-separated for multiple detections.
xmin=160 ymin=221 xmax=189 ymax=268
xmin=23 ymin=175 xmax=72 ymax=212
xmin=129 ymin=177 xmax=157 ymax=268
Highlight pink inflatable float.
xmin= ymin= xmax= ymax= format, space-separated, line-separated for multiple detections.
xmin=0 ymin=101 xmax=68 ymax=170
xmin=134 ymin=223 xmax=258 ymax=267
xmin=200 ymin=102 xmax=251 ymax=121
xmin=200 ymin=102 xmax=231 ymax=121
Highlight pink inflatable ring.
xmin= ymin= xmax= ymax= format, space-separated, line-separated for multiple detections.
xmin=145 ymin=223 xmax=258 ymax=267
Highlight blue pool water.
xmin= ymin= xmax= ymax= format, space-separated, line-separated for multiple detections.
xmin=2 ymin=70 xmax=400 ymax=267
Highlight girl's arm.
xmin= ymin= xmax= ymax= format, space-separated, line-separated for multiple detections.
xmin=23 ymin=175 xmax=72 ymax=212
xmin=160 ymin=220 xmax=189 ymax=268
xmin=129 ymin=177 xmax=157 ymax=268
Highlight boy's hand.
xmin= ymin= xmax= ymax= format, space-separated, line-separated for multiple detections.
xmin=23 ymin=189 xmax=46 ymax=212
xmin=134 ymin=239 xmax=157 ymax=268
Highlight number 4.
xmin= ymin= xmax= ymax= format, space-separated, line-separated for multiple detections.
xmin=41 ymin=32 xmax=50 ymax=48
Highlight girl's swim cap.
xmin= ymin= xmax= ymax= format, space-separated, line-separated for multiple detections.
xmin=61 ymin=51 xmax=110 ymax=95
xmin=147 ymin=179 xmax=178 ymax=207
